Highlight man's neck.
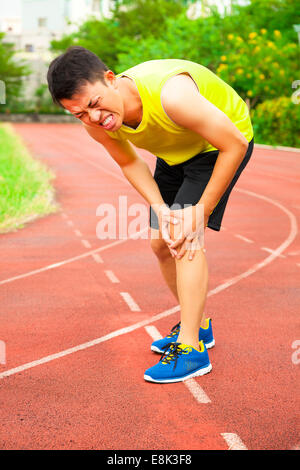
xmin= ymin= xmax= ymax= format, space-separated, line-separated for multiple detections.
xmin=117 ymin=76 xmax=143 ymax=129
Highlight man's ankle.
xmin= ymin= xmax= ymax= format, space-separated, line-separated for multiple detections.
xmin=176 ymin=337 xmax=200 ymax=351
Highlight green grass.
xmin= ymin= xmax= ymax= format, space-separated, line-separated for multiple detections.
xmin=0 ymin=124 xmax=58 ymax=233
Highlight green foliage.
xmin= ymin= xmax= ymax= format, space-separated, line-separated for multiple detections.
xmin=0 ymin=33 xmax=30 ymax=112
xmin=33 ymin=84 xmax=66 ymax=114
xmin=229 ymin=0 xmax=299 ymax=43
xmin=0 ymin=124 xmax=58 ymax=233
xmin=50 ymin=0 xmax=188 ymax=70
xmin=49 ymin=0 xmax=300 ymax=107
xmin=251 ymin=97 xmax=300 ymax=147
xmin=2 ymin=84 xmax=66 ymax=114
xmin=112 ymin=0 xmax=187 ymax=39
xmin=51 ymin=18 xmax=121 ymax=71
xmin=215 ymin=30 xmax=298 ymax=108
xmin=3 ymin=0 xmax=299 ymax=147
xmin=116 ymin=11 xmax=224 ymax=72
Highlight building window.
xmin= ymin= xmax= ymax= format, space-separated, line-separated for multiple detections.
xmin=38 ymin=17 xmax=47 ymax=27
xmin=92 ymin=0 xmax=99 ymax=12
xmin=25 ymin=44 xmax=34 ymax=52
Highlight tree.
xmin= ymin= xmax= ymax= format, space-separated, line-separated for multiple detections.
xmin=229 ymin=0 xmax=300 ymax=43
xmin=50 ymin=0 xmax=188 ymax=70
xmin=50 ymin=0 xmax=299 ymax=109
xmin=116 ymin=0 xmax=299 ymax=108
xmin=215 ymin=29 xmax=298 ymax=108
xmin=0 ymin=33 xmax=30 ymax=112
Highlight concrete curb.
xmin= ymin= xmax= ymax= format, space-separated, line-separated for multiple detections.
xmin=0 ymin=113 xmax=78 ymax=124
xmin=0 ymin=115 xmax=299 ymax=152
xmin=254 ymin=143 xmax=300 ymax=153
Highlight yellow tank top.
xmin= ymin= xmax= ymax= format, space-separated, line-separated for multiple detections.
xmin=105 ymin=59 xmax=253 ymax=166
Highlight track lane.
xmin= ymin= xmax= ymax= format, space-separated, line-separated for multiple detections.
xmin=0 ymin=123 xmax=299 ymax=450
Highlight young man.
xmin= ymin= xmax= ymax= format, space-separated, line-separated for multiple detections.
xmin=47 ymin=46 xmax=254 ymax=384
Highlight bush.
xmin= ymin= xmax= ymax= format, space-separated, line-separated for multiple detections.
xmin=251 ymin=96 xmax=300 ymax=148
xmin=33 ymin=84 xmax=66 ymax=114
xmin=1 ymin=84 xmax=67 ymax=114
xmin=0 ymin=124 xmax=58 ymax=233
xmin=0 ymin=33 xmax=30 ymax=112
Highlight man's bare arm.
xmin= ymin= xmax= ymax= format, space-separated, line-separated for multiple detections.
xmin=83 ymin=124 xmax=165 ymax=210
xmin=161 ymin=74 xmax=249 ymax=215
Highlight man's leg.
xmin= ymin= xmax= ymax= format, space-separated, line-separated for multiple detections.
xmin=150 ymin=227 xmax=178 ymax=302
xmin=174 ymin=242 xmax=208 ymax=352
xmin=150 ymin=227 xmax=207 ymax=342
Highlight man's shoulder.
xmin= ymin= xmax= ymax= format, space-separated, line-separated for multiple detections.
xmin=119 ymin=59 xmax=198 ymax=79
xmin=161 ymin=73 xmax=199 ymax=103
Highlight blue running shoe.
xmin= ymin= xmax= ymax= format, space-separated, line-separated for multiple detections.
xmin=144 ymin=341 xmax=212 ymax=383
xmin=151 ymin=318 xmax=215 ymax=353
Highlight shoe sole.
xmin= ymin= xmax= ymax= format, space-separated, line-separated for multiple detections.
xmin=151 ymin=339 xmax=215 ymax=354
xmin=144 ymin=363 xmax=212 ymax=383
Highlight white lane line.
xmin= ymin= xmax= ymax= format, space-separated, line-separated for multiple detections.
xmin=144 ymin=325 xmax=211 ymax=404
xmin=144 ymin=325 xmax=162 ymax=341
xmin=0 ymin=305 xmax=180 ymax=379
xmin=104 ymin=270 xmax=120 ymax=283
xmin=221 ymin=433 xmax=248 ymax=450
xmin=120 ymin=292 xmax=141 ymax=312
xmin=208 ymin=191 xmax=297 ymax=297
xmin=67 ymin=220 xmax=74 ymax=227
xmin=0 ymin=227 xmax=148 ymax=286
xmin=0 ymin=190 xmax=298 ymax=379
xmin=234 ymin=234 xmax=254 ymax=243
xmin=81 ymin=239 xmax=91 ymax=249
xmin=92 ymin=253 xmax=103 ymax=264
xmin=0 ymin=190 xmax=296 ymax=289
xmin=184 ymin=379 xmax=211 ymax=404
xmin=74 ymin=229 xmax=83 ymax=237
xmin=261 ymin=247 xmax=285 ymax=258
xmin=287 ymin=250 xmax=300 ymax=256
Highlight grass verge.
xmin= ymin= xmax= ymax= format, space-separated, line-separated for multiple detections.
xmin=0 ymin=123 xmax=58 ymax=233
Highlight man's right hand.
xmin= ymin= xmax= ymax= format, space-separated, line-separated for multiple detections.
xmin=153 ymin=204 xmax=181 ymax=258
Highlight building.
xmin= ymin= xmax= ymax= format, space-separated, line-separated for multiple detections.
xmin=187 ymin=0 xmax=250 ymax=19
xmin=1 ymin=0 xmax=114 ymax=98
xmin=20 ymin=0 xmax=108 ymax=53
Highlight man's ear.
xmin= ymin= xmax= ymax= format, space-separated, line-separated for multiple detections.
xmin=104 ymin=70 xmax=116 ymax=86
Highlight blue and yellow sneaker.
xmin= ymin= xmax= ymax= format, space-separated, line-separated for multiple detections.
xmin=151 ymin=318 xmax=215 ymax=353
xmin=144 ymin=341 xmax=212 ymax=383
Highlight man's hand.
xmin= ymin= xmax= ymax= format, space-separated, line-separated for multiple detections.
xmin=166 ymin=205 xmax=208 ymax=260
xmin=152 ymin=204 xmax=180 ymax=257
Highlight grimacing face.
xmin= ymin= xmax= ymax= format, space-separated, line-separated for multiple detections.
xmin=60 ymin=70 xmax=125 ymax=131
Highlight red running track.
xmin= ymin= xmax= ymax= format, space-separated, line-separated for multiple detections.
xmin=0 ymin=123 xmax=299 ymax=450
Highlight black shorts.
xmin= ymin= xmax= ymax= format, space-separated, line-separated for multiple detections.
xmin=149 ymin=138 xmax=254 ymax=231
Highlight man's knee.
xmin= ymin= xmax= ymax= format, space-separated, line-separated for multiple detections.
xmin=150 ymin=237 xmax=171 ymax=260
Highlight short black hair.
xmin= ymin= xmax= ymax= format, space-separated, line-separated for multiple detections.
xmin=47 ymin=46 xmax=109 ymax=107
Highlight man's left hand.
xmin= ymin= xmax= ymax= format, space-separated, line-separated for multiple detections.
xmin=166 ymin=205 xmax=209 ymax=260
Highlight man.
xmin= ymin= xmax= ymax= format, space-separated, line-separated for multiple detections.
xmin=47 ymin=46 xmax=254 ymax=384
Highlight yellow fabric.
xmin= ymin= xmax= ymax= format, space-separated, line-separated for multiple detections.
xmin=200 ymin=318 xmax=211 ymax=330
xmin=106 ymin=59 xmax=253 ymax=166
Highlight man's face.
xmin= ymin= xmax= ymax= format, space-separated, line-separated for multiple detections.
xmin=60 ymin=71 xmax=124 ymax=131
